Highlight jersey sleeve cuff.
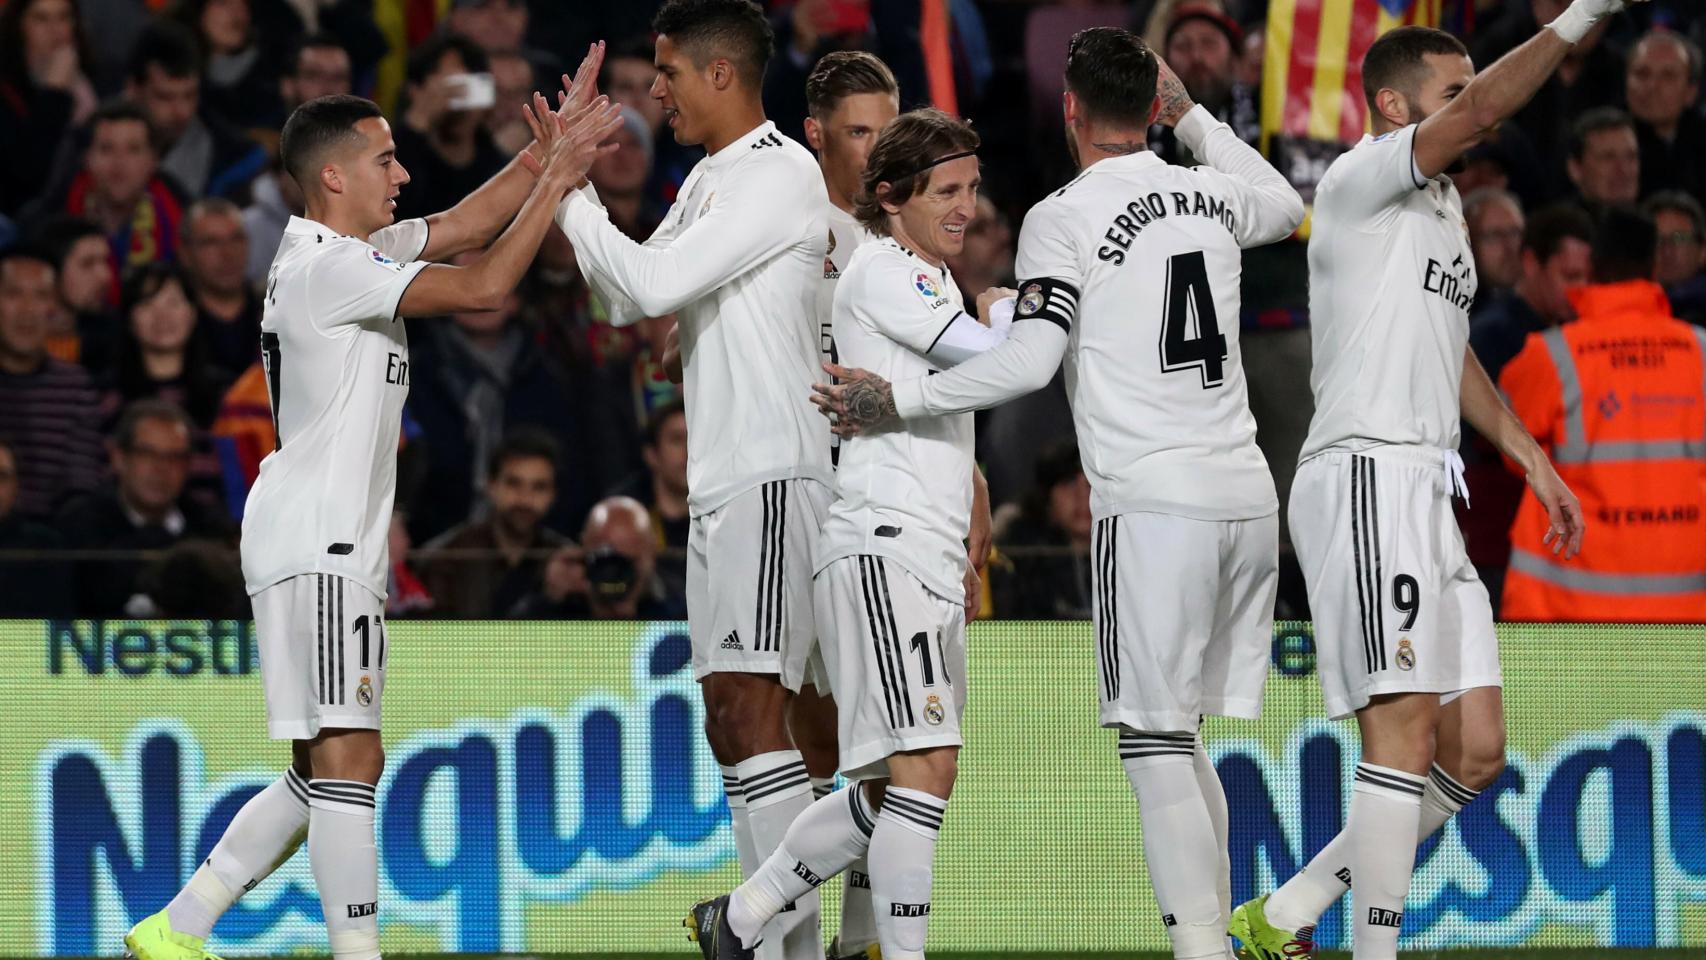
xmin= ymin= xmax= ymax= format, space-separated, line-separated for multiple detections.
xmin=893 ymin=375 xmax=929 ymax=419
xmin=383 ymin=260 xmax=431 ymax=322
xmin=1173 ymin=104 xmax=1222 ymax=157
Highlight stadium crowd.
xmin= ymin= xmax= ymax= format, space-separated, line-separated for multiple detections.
xmin=0 ymin=0 xmax=1701 ymax=621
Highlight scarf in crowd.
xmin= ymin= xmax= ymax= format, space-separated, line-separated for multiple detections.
xmin=64 ymin=171 xmax=183 ymax=304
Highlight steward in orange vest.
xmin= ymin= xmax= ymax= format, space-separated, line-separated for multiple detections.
xmin=1500 ymin=212 xmax=1706 ymax=622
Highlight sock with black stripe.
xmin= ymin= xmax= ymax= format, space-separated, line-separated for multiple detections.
xmin=837 ymin=854 xmax=879 ymax=957
xmin=1120 ymin=731 xmax=1232 ymax=960
xmin=167 ymin=768 xmax=311 ymax=938
xmin=308 ymin=779 xmax=381 ymax=960
xmin=736 ymin=751 xmax=820 ymax=960
xmin=725 ymin=767 xmax=761 ymax=877
xmin=728 ymin=785 xmax=877 ymax=947
xmin=869 ymin=787 xmax=947 ymax=960
xmin=811 ymin=777 xmax=836 ymax=801
xmin=1348 ymin=764 xmax=1426 ymax=960
xmin=1265 ymin=763 xmax=1483 ymax=932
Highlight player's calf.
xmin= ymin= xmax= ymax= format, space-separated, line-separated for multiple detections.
xmin=1120 ymin=730 xmax=1232 ymax=960
xmin=869 ymin=749 xmax=955 ymax=960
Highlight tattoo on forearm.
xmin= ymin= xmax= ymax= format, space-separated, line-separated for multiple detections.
xmin=1092 ymin=140 xmax=1147 ymax=155
xmin=1159 ymin=75 xmax=1194 ymax=123
xmin=841 ymin=377 xmax=897 ymax=429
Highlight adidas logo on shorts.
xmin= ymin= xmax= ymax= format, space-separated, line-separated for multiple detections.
xmin=721 ymin=631 xmax=742 ymax=650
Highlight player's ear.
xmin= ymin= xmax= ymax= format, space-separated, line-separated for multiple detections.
xmin=1147 ymin=93 xmax=1162 ymax=127
xmin=319 ymin=164 xmax=343 ymax=195
xmin=804 ymin=115 xmax=823 ymax=151
xmin=876 ymin=182 xmax=901 ymax=217
xmin=1374 ymin=88 xmax=1405 ymax=128
xmin=710 ymin=57 xmax=734 ymax=91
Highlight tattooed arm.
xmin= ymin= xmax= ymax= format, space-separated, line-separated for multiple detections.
xmin=812 ymin=364 xmax=900 ymax=435
xmin=1153 ymin=56 xmax=1197 ymax=129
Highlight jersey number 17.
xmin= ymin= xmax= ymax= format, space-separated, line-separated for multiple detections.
xmin=1158 ymin=250 xmax=1228 ymax=389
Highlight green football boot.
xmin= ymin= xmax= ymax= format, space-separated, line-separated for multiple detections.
xmin=123 ymin=910 xmax=224 ymax=960
xmin=1228 ymin=894 xmax=1318 ymax=959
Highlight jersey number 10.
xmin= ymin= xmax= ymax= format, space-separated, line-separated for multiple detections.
xmin=1159 ymin=251 xmax=1228 ymax=389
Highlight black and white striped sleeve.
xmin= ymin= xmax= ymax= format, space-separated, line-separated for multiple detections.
xmin=1012 ymin=277 xmax=1079 ymax=333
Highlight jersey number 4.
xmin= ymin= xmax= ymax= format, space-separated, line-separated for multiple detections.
xmin=1158 ymin=250 xmax=1228 ymax=389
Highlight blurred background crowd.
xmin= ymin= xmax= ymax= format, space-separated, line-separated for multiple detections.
xmin=0 ymin=0 xmax=1701 ymax=622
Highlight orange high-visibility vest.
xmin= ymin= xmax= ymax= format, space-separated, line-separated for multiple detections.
xmin=1499 ymin=280 xmax=1706 ymax=622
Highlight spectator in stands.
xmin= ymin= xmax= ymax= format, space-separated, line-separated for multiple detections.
xmin=0 ymin=248 xmax=104 ymax=518
xmin=0 ymin=0 xmax=97 ymax=218
xmin=139 ymin=538 xmax=249 ymax=617
xmin=108 ymin=262 xmax=232 ymax=430
xmin=1156 ymin=5 xmax=1259 ymax=156
xmin=600 ymin=35 xmax=699 ymax=204
xmin=32 ymin=214 xmax=116 ymax=372
xmin=945 ymin=195 xmax=1014 ymax=315
xmin=1500 ymin=210 xmax=1706 ymax=622
xmin=393 ymin=33 xmax=507 ymax=222
xmin=386 ymin=508 xmax=434 ymax=617
xmin=588 ymin=106 xmax=663 ymax=242
xmin=55 ymin=398 xmax=230 ymax=615
xmin=1471 ymin=205 xmax=1597 ymax=381
xmin=988 ymin=441 xmax=1093 ymax=619
xmin=0 ymin=438 xmax=73 ymax=616
xmin=419 ymin=430 xmax=571 ymax=618
xmin=486 ymin=49 xmax=538 ymax=155
xmin=52 ymin=101 xmax=185 ymax=284
xmin=1644 ymin=189 xmax=1706 ymax=324
xmin=613 ymin=398 xmax=689 ymax=607
xmin=1568 ymin=108 xmax=1641 ymax=216
xmin=124 ymin=23 xmax=265 ymax=199
xmin=1627 ymin=30 xmax=1705 ymax=205
xmin=578 ymin=495 xmax=683 ymax=619
xmin=209 ymin=356 xmax=271 ymax=510
xmin=1466 ymin=188 xmax=1527 ymax=306
xmin=169 ymin=0 xmax=279 ymax=133
xmin=244 ymin=34 xmax=348 ymax=283
xmin=179 ymin=198 xmax=260 ymax=372
xmin=408 ymin=249 xmax=593 ymax=543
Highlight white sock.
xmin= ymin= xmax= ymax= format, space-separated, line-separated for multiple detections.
xmin=868 ymin=787 xmax=947 ymax=960
xmin=308 ymin=779 xmax=381 ymax=960
xmin=737 ymin=751 xmax=821 ymax=960
xmin=1265 ymin=763 xmax=1481 ymax=932
xmin=838 ymin=855 xmax=878 ymax=956
xmin=729 ymin=785 xmax=876 ymax=947
xmin=811 ymin=776 xmax=836 ymax=801
xmin=725 ymin=767 xmax=761 ymax=877
xmin=1121 ymin=731 xmax=1232 ymax=960
xmin=1193 ymin=737 xmax=1232 ymax=925
xmin=1348 ymin=764 xmax=1426 ymax=960
xmin=168 ymin=768 xmax=311 ymax=938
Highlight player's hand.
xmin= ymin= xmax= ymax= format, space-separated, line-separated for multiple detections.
xmin=662 ymin=322 xmax=684 ymax=384
xmin=975 ymin=286 xmax=1018 ymax=325
xmin=1527 ymin=462 xmax=1585 ymax=560
xmin=527 ymin=94 xmax=623 ymax=188
xmin=811 ymin=362 xmax=898 ymax=436
xmin=962 ymin=561 xmax=982 ymax=623
xmin=558 ymin=41 xmax=606 ymax=116
xmin=1152 ymin=55 xmax=1197 ymax=128
xmin=542 ymin=545 xmax=588 ymax=603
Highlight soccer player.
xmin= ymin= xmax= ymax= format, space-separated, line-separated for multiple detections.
xmin=551 ymin=2 xmax=832 ymax=957
xmin=1223 ymin=7 xmax=1624 ymax=959
xmin=689 ymin=106 xmax=1011 ymax=960
xmin=814 ymin=28 xmax=1304 ymax=960
xmin=121 ymin=77 xmax=621 ymax=960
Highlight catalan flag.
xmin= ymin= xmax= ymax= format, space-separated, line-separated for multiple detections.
xmin=1262 ymin=0 xmax=1443 ymax=152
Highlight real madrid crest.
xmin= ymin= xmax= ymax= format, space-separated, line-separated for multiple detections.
xmin=357 ymin=675 xmax=374 ymax=706
xmin=1396 ymin=639 xmax=1416 ymax=672
xmin=1018 ymin=282 xmax=1045 ymax=316
xmin=924 ymin=695 xmax=945 ymax=725
xmin=699 ymin=191 xmax=716 ymax=218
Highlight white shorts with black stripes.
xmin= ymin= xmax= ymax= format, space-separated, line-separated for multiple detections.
xmin=814 ymin=555 xmax=966 ymax=780
xmin=687 ymin=478 xmax=834 ymax=691
xmin=252 ymin=573 xmax=388 ymax=740
xmin=1091 ymin=511 xmax=1277 ymax=733
xmin=1290 ymin=447 xmax=1502 ymax=720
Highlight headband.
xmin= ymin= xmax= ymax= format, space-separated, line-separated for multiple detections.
xmin=893 ymin=149 xmax=977 ymax=183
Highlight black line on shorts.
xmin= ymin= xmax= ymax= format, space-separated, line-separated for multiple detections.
xmin=1350 ymin=459 xmax=1374 ymax=676
xmin=769 ymin=482 xmax=787 ymax=653
xmin=873 ymin=558 xmax=915 ymax=724
xmin=756 ymin=484 xmax=774 ymax=655
xmin=1108 ymin=517 xmax=1120 ymax=699
xmin=1094 ymin=520 xmax=1110 ymax=702
xmin=1367 ymin=459 xmax=1386 ymax=671
xmin=316 ymin=574 xmax=326 ymax=704
xmin=858 ymin=556 xmax=903 ymax=729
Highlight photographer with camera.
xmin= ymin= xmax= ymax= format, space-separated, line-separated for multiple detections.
xmin=511 ymin=495 xmax=685 ymax=620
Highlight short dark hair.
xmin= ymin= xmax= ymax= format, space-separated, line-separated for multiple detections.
xmin=1642 ymin=189 xmax=1706 ymax=242
xmin=128 ymin=21 xmax=201 ymax=86
xmin=118 ymin=261 xmax=189 ymax=322
xmin=89 ymin=99 xmax=159 ymax=153
xmin=1361 ymin=26 xmax=1469 ymax=114
xmin=114 ymin=397 xmax=192 ymax=451
xmin=1569 ymin=107 xmax=1636 ymax=160
xmin=290 ymin=32 xmax=350 ymax=76
xmin=1592 ymin=208 xmax=1658 ymax=283
xmin=29 ymin=216 xmax=105 ymax=272
xmin=643 ymin=398 xmax=687 ymax=448
xmin=0 ymin=247 xmax=55 ymax=283
xmin=279 ymin=94 xmax=384 ymax=193
xmin=653 ymin=0 xmax=774 ymax=91
xmin=487 ymin=429 xmax=560 ymax=482
xmin=854 ymin=108 xmax=980 ymax=233
xmin=806 ymin=51 xmax=899 ymax=119
xmin=1064 ymin=27 xmax=1159 ymax=129
xmin=1523 ymin=204 xmax=1597 ymax=263
xmin=406 ymin=32 xmax=489 ymax=87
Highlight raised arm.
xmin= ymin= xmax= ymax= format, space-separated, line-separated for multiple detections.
xmin=398 ymin=96 xmax=622 ymax=317
xmin=417 ymin=43 xmax=606 ymax=262
xmin=1461 ymin=345 xmax=1584 ymax=558
xmin=1412 ymin=0 xmax=1639 ymax=179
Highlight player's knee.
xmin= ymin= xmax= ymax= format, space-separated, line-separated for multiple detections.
xmin=1457 ymin=731 xmax=1507 ymax=790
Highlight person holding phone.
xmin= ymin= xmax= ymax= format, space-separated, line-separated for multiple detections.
xmin=394 ymin=33 xmax=506 ymax=221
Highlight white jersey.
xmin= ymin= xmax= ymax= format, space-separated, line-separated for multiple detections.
xmin=820 ymin=202 xmax=875 ymax=467
xmin=241 ymin=215 xmax=430 ymax=597
xmin=557 ymin=120 xmax=832 ymax=515
xmin=1301 ymin=124 xmax=1478 ymax=461
xmin=889 ymin=106 xmax=1302 ymax=522
xmin=817 ymin=238 xmax=977 ymax=603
